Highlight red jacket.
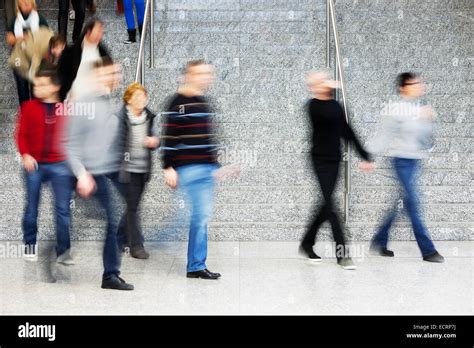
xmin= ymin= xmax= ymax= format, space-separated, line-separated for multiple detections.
xmin=15 ymin=99 xmax=68 ymax=163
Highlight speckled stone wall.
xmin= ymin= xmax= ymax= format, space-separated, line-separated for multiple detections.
xmin=0 ymin=0 xmax=472 ymax=241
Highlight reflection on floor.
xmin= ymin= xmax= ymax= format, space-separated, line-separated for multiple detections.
xmin=0 ymin=241 xmax=472 ymax=315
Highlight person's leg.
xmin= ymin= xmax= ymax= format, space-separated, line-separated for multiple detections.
xmin=93 ymin=175 xmax=121 ymax=279
xmin=58 ymin=0 xmax=69 ymax=40
xmin=105 ymin=172 xmax=128 ymax=250
xmin=22 ymin=166 xmax=43 ymax=248
xmin=48 ymin=162 xmax=74 ymax=257
xmin=4 ymin=0 xmax=17 ymax=31
xmin=395 ymin=158 xmax=436 ymax=257
xmin=301 ymin=159 xmax=330 ymax=248
xmin=371 ymin=207 xmax=397 ymax=248
xmin=71 ymin=0 xmax=86 ymax=42
xmin=125 ymin=173 xmax=147 ymax=251
xmin=316 ymin=162 xmax=347 ymax=260
xmin=135 ymin=0 xmax=145 ymax=30
xmin=178 ymin=165 xmax=216 ymax=273
xmin=123 ymin=0 xmax=136 ymax=30
xmin=13 ymin=70 xmax=31 ymax=105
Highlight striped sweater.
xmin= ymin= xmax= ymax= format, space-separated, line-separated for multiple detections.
xmin=161 ymin=93 xmax=219 ymax=169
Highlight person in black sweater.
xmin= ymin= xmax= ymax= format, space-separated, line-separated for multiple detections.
xmin=161 ymin=60 xmax=221 ymax=280
xmin=300 ymin=71 xmax=374 ymax=270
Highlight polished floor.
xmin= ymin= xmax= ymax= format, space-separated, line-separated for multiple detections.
xmin=0 ymin=241 xmax=472 ymax=315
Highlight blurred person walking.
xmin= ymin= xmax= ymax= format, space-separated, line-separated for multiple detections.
xmin=66 ymin=58 xmax=134 ymax=290
xmin=117 ymin=83 xmax=159 ymax=259
xmin=58 ymin=18 xmax=110 ymax=101
xmin=161 ymin=60 xmax=222 ymax=280
xmin=5 ymin=0 xmax=49 ymax=105
xmin=300 ymin=71 xmax=374 ymax=270
xmin=368 ymin=72 xmax=444 ymax=263
xmin=15 ymin=70 xmax=74 ymax=263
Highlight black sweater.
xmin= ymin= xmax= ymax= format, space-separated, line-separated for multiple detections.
xmin=308 ymin=98 xmax=371 ymax=162
xmin=161 ymin=93 xmax=219 ymax=169
xmin=57 ymin=41 xmax=110 ymax=101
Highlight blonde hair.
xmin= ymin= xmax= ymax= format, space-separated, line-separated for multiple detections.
xmin=17 ymin=0 xmax=37 ymax=13
xmin=123 ymin=83 xmax=147 ymax=104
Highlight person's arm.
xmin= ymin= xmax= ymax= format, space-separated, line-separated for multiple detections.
xmin=366 ymin=103 xmax=398 ymax=157
xmin=340 ymin=108 xmax=372 ymax=162
xmin=14 ymin=105 xmax=37 ymax=172
xmin=67 ymin=109 xmax=97 ymax=197
xmin=161 ymin=106 xmax=179 ymax=188
xmin=66 ymin=108 xmax=87 ymax=179
xmin=144 ymin=111 xmax=160 ymax=149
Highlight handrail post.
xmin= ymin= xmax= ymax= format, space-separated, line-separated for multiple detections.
xmin=150 ymin=0 xmax=154 ymax=68
xmin=328 ymin=0 xmax=351 ymax=224
xmin=135 ymin=0 xmax=151 ymax=84
xmin=326 ymin=0 xmax=330 ymax=68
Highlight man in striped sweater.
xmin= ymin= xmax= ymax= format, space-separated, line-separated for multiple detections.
xmin=161 ymin=60 xmax=221 ymax=280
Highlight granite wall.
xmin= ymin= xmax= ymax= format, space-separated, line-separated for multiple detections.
xmin=0 ymin=0 xmax=472 ymax=241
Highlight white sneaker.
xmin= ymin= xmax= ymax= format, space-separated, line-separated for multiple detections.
xmin=24 ymin=244 xmax=38 ymax=261
xmin=57 ymin=249 xmax=75 ymax=265
xmin=338 ymin=257 xmax=357 ymax=270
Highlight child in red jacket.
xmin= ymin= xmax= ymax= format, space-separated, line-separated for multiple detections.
xmin=15 ymin=69 xmax=74 ymax=264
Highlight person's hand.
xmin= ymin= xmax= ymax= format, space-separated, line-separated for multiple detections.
xmin=22 ymin=154 xmax=37 ymax=172
xmin=358 ymin=161 xmax=375 ymax=173
xmin=6 ymin=32 xmax=16 ymax=47
xmin=76 ymin=171 xmax=96 ymax=198
xmin=213 ymin=164 xmax=241 ymax=181
xmin=420 ymin=105 xmax=435 ymax=120
xmin=143 ymin=136 xmax=160 ymax=149
xmin=164 ymin=167 xmax=178 ymax=189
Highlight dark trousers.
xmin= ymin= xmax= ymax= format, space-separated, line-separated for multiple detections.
xmin=13 ymin=69 xmax=32 ymax=105
xmin=103 ymin=172 xmax=128 ymax=252
xmin=58 ymin=0 xmax=86 ymax=42
xmin=124 ymin=172 xmax=147 ymax=249
xmin=302 ymin=158 xmax=346 ymax=260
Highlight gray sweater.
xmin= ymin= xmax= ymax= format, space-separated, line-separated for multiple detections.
xmin=66 ymin=95 xmax=123 ymax=177
xmin=367 ymin=97 xmax=434 ymax=159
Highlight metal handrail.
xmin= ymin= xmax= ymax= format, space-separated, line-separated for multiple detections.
xmin=135 ymin=0 xmax=155 ymax=84
xmin=327 ymin=0 xmax=351 ymax=223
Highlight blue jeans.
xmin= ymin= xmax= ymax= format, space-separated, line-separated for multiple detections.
xmin=92 ymin=173 xmax=126 ymax=279
xmin=177 ymin=164 xmax=218 ymax=272
xmin=22 ymin=161 xmax=74 ymax=256
xmin=123 ymin=0 xmax=145 ymax=30
xmin=372 ymin=158 xmax=436 ymax=256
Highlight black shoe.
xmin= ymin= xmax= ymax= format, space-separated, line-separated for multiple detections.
xmin=299 ymin=243 xmax=322 ymax=262
xmin=130 ymin=247 xmax=149 ymax=260
xmin=124 ymin=29 xmax=137 ymax=44
xmin=187 ymin=269 xmax=221 ymax=280
xmin=369 ymin=242 xmax=395 ymax=257
xmin=423 ymin=251 xmax=445 ymax=263
xmin=101 ymin=275 xmax=134 ymax=290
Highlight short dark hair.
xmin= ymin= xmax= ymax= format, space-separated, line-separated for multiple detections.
xmin=184 ymin=59 xmax=207 ymax=74
xmin=35 ymin=69 xmax=61 ymax=86
xmin=397 ymin=72 xmax=419 ymax=89
xmin=48 ymin=35 xmax=66 ymax=50
xmin=93 ymin=55 xmax=114 ymax=69
xmin=81 ymin=18 xmax=104 ymax=40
